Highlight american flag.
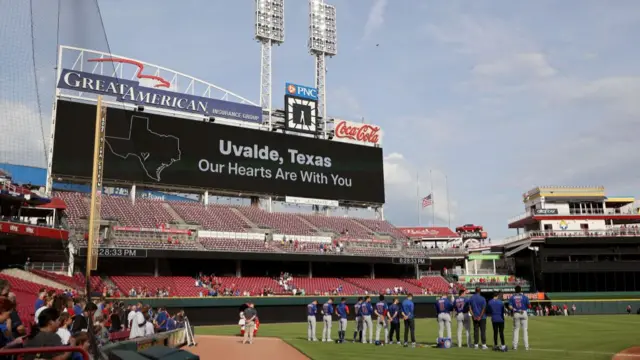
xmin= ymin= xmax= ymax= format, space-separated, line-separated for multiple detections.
xmin=422 ymin=194 xmax=433 ymax=208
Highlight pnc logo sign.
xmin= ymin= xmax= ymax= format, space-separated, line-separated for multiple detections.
xmin=285 ymin=82 xmax=318 ymax=101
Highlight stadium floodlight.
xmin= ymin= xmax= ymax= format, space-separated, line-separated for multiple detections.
xmin=308 ymin=0 xmax=337 ymax=56
xmin=255 ymin=0 xmax=285 ymax=131
xmin=308 ymin=0 xmax=337 ymax=139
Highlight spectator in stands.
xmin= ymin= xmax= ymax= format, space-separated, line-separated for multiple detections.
xmin=0 ymin=296 xmax=16 ymax=348
xmin=71 ymin=302 xmax=97 ymax=334
xmin=128 ymin=305 xmax=146 ymax=339
xmin=56 ymin=312 xmax=72 ymax=345
xmin=143 ymin=312 xmax=155 ymax=336
xmin=24 ymin=308 xmax=75 ymax=360
xmin=5 ymin=293 xmax=22 ymax=339
xmin=68 ymin=333 xmax=90 ymax=360
xmin=34 ymin=288 xmax=46 ymax=313
xmin=34 ymin=295 xmax=54 ymax=322
xmin=94 ymin=315 xmax=110 ymax=346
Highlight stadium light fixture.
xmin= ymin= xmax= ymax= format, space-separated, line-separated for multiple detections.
xmin=308 ymin=0 xmax=337 ymax=139
xmin=255 ymin=0 xmax=285 ymax=132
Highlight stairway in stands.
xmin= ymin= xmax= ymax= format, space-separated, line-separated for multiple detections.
xmin=1 ymin=268 xmax=66 ymax=289
xmin=162 ymin=203 xmax=185 ymax=224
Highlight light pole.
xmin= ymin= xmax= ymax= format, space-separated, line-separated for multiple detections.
xmin=308 ymin=0 xmax=337 ymax=139
xmin=255 ymin=0 xmax=285 ymax=131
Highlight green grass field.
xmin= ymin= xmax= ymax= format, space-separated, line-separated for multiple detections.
xmin=197 ymin=315 xmax=639 ymax=360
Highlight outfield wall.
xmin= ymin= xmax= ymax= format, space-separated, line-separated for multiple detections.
xmin=546 ymin=292 xmax=640 ymax=314
xmin=115 ymin=296 xmax=440 ymax=326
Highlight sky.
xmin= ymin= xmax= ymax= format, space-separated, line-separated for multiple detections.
xmin=2 ymin=0 xmax=640 ymax=239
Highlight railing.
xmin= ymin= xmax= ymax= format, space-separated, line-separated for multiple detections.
xmin=502 ymin=229 xmax=640 ymax=245
xmin=509 ymin=208 xmax=638 ymax=224
xmin=0 ymin=347 xmax=90 ymax=360
xmin=27 ymin=262 xmax=69 ymax=272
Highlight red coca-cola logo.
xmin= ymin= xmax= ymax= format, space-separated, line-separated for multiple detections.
xmin=335 ymin=121 xmax=381 ymax=144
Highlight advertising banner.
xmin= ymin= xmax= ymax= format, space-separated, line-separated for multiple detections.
xmin=57 ymin=69 xmax=263 ymax=123
xmin=333 ymin=119 xmax=382 ymax=147
xmin=534 ymin=209 xmax=558 ymax=215
xmin=52 ymin=100 xmax=385 ymax=204
xmin=398 ymin=227 xmax=458 ymax=238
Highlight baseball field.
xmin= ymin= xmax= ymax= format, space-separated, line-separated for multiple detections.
xmin=195 ymin=315 xmax=640 ymax=360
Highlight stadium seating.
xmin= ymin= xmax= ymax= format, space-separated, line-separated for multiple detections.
xmin=110 ymin=276 xmax=201 ymax=297
xmin=73 ymin=273 xmax=105 ymax=292
xmin=404 ymin=276 xmax=452 ymax=294
xmin=101 ymin=196 xmax=175 ymax=227
xmin=355 ymin=218 xmax=407 ymax=238
xmin=29 ymin=269 xmax=81 ymax=289
xmin=111 ymin=238 xmax=201 ymax=251
xmin=343 ymin=278 xmax=424 ymax=295
xmin=170 ymin=202 xmax=249 ymax=232
xmin=286 ymin=277 xmax=363 ymax=295
xmin=300 ymin=214 xmax=374 ymax=238
xmin=199 ymin=238 xmax=281 ymax=253
xmin=236 ymin=206 xmax=316 ymax=235
xmin=55 ymin=192 xmax=89 ymax=227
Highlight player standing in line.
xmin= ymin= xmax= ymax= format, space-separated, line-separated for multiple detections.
xmin=387 ymin=297 xmax=401 ymax=345
xmin=321 ymin=298 xmax=334 ymax=342
xmin=401 ymin=293 xmax=416 ymax=348
xmin=469 ymin=287 xmax=488 ymax=349
xmin=336 ymin=297 xmax=349 ymax=343
xmin=307 ymin=300 xmax=318 ymax=341
xmin=455 ymin=289 xmax=471 ymax=348
xmin=352 ymin=297 xmax=363 ymax=343
xmin=508 ymin=285 xmax=530 ymax=350
xmin=435 ymin=294 xmax=453 ymax=340
xmin=361 ymin=296 xmax=374 ymax=344
xmin=374 ymin=294 xmax=389 ymax=345
xmin=487 ymin=292 xmax=506 ymax=351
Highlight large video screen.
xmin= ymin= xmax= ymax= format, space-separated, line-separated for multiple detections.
xmin=52 ymin=100 xmax=385 ymax=204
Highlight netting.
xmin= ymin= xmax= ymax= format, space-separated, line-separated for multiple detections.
xmin=0 ymin=0 xmax=120 ymax=170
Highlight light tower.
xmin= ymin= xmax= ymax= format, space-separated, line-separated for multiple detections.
xmin=255 ymin=0 xmax=285 ymax=131
xmin=308 ymin=0 xmax=337 ymax=139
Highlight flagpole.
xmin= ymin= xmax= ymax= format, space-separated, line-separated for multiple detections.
xmin=417 ymin=172 xmax=421 ymax=226
xmin=446 ymin=175 xmax=451 ymax=228
xmin=430 ymin=170 xmax=435 ymax=226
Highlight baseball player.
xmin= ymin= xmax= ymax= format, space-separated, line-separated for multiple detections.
xmin=361 ymin=296 xmax=374 ymax=344
xmin=307 ymin=300 xmax=318 ymax=341
xmin=435 ymin=294 xmax=453 ymax=340
xmin=321 ymin=298 xmax=334 ymax=342
xmin=336 ymin=297 xmax=349 ymax=343
xmin=401 ymin=294 xmax=416 ymax=348
xmin=374 ymin=294 xmax=389 ymax=345
xmin=387 ymin=297 xmax=401 ymax=344
xmin=508 ymin=285 xmax=530 ymax=350
xmin=487 ymin=292 xmax=506 ymax=351
xmin=469 ymin=287 xmax=488 ymax=349
xmin=352 ymin=297 xmax=363 ymax=343
xmin=454 ymin=289 xmax=471 ymax=348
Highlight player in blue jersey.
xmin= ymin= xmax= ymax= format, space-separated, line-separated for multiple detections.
xmin=454 ymin=289 xmax=471 ymax=348
xmin=335 ymin=298 xmax=349 ymax=343
xmin=469 ymin=287 xmax=488 ymax=349
xmin=374 ymin=294 xmax=389 ymax=345
xmin=401 ymin=294 xmax=416 ymax=347
xmin=508 ymin=285 xmax=530 ymax=350
xmin=307 ymin=300 xmax=318 ymax=341
xmin=387 ymin=297 xmax=401 ymax=344
xmin=361 ymin=296 xmax=374 ymax=344
xmin=352 ymin=297 xmax=363 ymax=343
xmin=321 ymin=298 xmax=334 ymax=342
xmin=435 ymin=294 xmax=453 ymax=339
xmin=487 ymin=292 xmax=507 ymax=351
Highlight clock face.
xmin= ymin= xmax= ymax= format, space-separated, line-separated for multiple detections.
xmin=285 ymin=95 xmax=317 ymax=133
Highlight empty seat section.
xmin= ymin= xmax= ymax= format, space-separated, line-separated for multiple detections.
xmin=344 ymin=278 xmax=423 ymax=294
xmin=110 ymin=276 xmax=199 ymax=297
xmin=301 ymin=214 xmax=372 ymax=238
xmin=237 ymin=207 xmax=315 ymax=235
xmin=170 ymin=203 xmax=248 ymax=232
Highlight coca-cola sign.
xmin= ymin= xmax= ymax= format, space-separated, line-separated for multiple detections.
xmin=399 ymin=227 xmax=458 ymax=238
xmin=334 ymin=120 xmax=382 ymax=146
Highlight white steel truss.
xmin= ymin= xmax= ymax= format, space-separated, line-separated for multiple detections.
xmin=260 ymin=40 xmax=273 ymax=130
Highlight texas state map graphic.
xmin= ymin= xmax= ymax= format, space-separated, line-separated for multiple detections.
xmin=105 ymin=115 xmax=181 ymax=181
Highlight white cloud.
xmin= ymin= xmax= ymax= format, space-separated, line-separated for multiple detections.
xmin=383 ymin=152 xmax=456 ymax=227
xmin=362 ymin=0 xmax=388 ymax=41
xmin=472 ymin=53 xmax=557 ymax=79
xmin=0 ymin=100 xmax=49 ymax=168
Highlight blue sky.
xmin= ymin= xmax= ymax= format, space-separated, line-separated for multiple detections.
xmin=3 ymin=0 xmax=640 ymax=239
